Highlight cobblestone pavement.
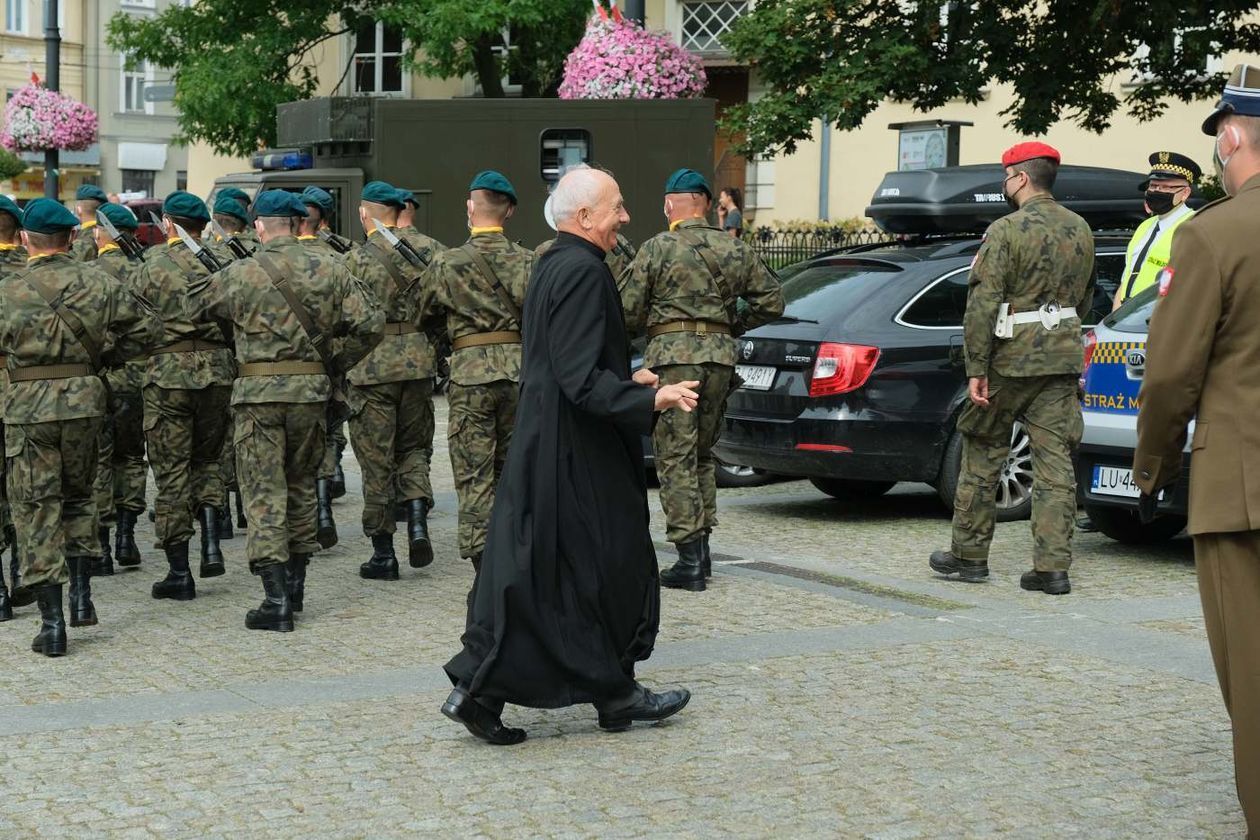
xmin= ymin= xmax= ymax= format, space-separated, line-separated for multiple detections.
xmin=0 ymin=397 xmax=1243 ymax=837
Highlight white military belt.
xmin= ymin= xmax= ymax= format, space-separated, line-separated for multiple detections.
xmin=994 ymin=303 xmax=1077 ymax=338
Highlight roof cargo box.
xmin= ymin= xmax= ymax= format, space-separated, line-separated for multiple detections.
xmin=865 ymin=164 xmax=1188 ymax=234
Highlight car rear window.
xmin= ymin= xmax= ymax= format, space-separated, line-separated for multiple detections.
xmin=781 ymin=260 xmax=902 ymax=322
xmin=1105 ymin=284 xmax=1158 ymax=333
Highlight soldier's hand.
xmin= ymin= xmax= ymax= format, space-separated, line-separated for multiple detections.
xmin=656 ymin=380 xmax=700 ymax=413
xmin=633 ymin=368 xmax=660 ymax=388
xmin=968 ymin=376 xmax=990 ymax=408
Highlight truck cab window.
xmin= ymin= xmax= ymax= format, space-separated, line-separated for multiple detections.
xmin=541 ymin=129 xmax=591 ymax=183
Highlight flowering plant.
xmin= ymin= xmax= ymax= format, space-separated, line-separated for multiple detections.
xmin=559 ymin=15 xmax=706 ymax=100
xmin=1 ymin=83 xmax=98 ymax=153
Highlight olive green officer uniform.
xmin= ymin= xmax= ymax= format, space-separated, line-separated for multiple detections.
xmin=1134 ymin=64 xmax=1260 ymax=834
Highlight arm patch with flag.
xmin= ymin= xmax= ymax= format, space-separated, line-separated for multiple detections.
xmin=1158 ymin=267 xmax=1174 ymax=297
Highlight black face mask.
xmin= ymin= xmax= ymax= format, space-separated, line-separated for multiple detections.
xmin=1003 ymin=174 xmax=1021 ymax=210
xmin=1145 ymin=189 xmax=1178 ymax=216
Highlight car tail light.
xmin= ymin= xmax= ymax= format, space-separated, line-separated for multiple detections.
xmin=1079 ymin=329 xmax=1097 ymax=392
xmin=808 ymin=343 xmax=880 ymax=397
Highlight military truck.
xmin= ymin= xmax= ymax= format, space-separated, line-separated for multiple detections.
xmin=210 ymin=96 xmax=717 ymax=248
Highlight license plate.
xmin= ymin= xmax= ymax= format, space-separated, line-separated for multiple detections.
xmin=1091 ymin=465 xmax=1142 ymax=498
xmin=736 ymin=364 xmax=776 ymax=391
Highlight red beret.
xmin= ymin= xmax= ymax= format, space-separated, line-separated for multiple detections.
xmin=1001 ymin=142 xmax=1061 ymax=167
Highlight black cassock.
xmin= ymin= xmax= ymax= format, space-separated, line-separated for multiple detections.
xmin=444 ymin=232 xmax=660 ymax=708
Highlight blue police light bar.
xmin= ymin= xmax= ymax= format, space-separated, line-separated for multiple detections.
xmin=251 ymin=149 xmax=313 ymax=171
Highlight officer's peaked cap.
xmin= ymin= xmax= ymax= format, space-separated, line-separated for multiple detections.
xmin=1203 ymin=64 xmax=1260 ymax=135
xmin=1140 ymin=151 xmax=1201 ymax=190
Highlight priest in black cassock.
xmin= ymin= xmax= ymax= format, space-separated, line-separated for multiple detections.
xmin=442 ymin=166 xmax=701 ymax=745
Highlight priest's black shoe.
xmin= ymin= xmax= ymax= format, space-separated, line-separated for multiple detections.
xmin=217 ymin=504 xmax=235 ymax=541
xmin=441 ymin=686 xmax=527 ymax=746
xmin=67 ymin=557 xmax=98 ymax=627
xmin=701 ymin=530 xmax=712 ymax=579
xmin=246 ymin=565 xmax=293 ymax=632
xmin=9 ymin=531 xmax=33 ymax=608
xmin=316 ymin=479 xmax=338 ymax=549
xmin=1020 ymin=569 xmax=1071 ymax=595
xmin=406 ymin=499 xmax=433 ymax=568
xmin=152 ymin=542 xmax=196 ymax=601
xmin=114 ymin=508 xmax=142 ymax=567
xmin=198 ymin=504 xmax=225 ymax=578
xmin=287 ymin=553 xmax=310 ymax=613
xmin=31 ymin=584 xmax=66 ymax=657
xmin=91 ymin=527 xmax=115 ymax=576
xmin=596 ymin=682 xmax=691 ymax=732
xmin=660 ymin=539 xmax=705 ymax=592
xmin=0 ymin=561 xmax=12 ymax=622
xmin=360 ymin=534 xmax=400 ymax=580
xmin=929 ymin=550 xmax=989 ymax=582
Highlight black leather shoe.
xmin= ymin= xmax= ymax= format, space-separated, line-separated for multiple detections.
xmin=67 ymin=557 xmax=98 ymax=627
xmin=90 ymin=527 xmax=115 ymax=576
xmin=31 ymin=584 xmax=66 ymax=656
xmin=929 ymin=550 xmax=989 ymax=582
xmin=360 ymin=534 xmax=400 ymax=580
xmin=152 ymin=542 xmax=196 ymax=601
xmin=287 ymin=553 xmax=309 ymax=613
xmin=661 ymin=539 xmax=705 ymax=592
xmin=9 ymin=532 xmax=33 ymax=608
xmin=246 ymin=565 xmax=293 ymax=632
xmin=701 ymin=531 xmax=712 ymax=579
xmin=217 ymin=504 xmax=235 ymax=541
xmin=1020 ymin=569 xmax=1071 ymax=595
xmin=115 ymin=508 xmax=141 ymax=567
xmin=198 ymin=505 xmax=226 ymax=578
xmin=441 ymin=686 xmax=527 ymax=746
xmin=596 ymin=682 xmax=691 ymax=732
xmin=316 ymin=479 xmax=338 ymax=549
xmin=406 ymin=499 xmax=433 ymax=568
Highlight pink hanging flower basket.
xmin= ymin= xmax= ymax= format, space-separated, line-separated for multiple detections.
xmin=2 ymin=83 xmax=98 ymax=153
xmin=559 ymin=16 xmax=707 ymax=100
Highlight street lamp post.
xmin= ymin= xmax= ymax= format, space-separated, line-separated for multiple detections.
xmin=44 ymin=0 xmax=60 ymax=200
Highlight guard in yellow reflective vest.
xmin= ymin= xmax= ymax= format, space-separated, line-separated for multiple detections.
xmin=1112 ymin=151 xmax=1201 ymax=310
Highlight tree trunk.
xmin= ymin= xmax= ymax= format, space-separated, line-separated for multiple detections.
xmin=472 ymin=34 xmax=505 ymax=98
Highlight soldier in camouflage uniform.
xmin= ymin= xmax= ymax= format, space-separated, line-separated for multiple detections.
xmin=0 ymin=198 xmax=160 ymax=656
xmin=414 ymin=171 xmax=532 ymax=568
xmin=217 ymin=187 xmax=260 ymax=251
xmin=929 ymin=143 xmax=1094 ymax=596
xmin=135 ymin=191 xmax=237 ymax=598
xmin=70 ymin=184 xmax=107 ymax=263
xmin=185 ymin=190 xmax=383 ymax=630
xmin=621 ymin=168 xmax=784 ymax=592
xmin=345 ymin=180 xmax=439 ymax=578
xmin=90 ymin=203 xmax=149 ymax=576
xmin=0 ymin=196 xmax=27 ymax=619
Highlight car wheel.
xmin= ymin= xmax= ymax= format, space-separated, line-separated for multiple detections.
xmin=809 ymin=477 xmax=896 ymax=500
xmin=1084 ymin=504 xmax=1186 ymax=544
xmin=715 ymin=460 xmax=768 ymax=489
xmin=937 ymin=424 xmax=1034 ymax=522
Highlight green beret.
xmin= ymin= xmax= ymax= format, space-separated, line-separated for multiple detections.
xmin=469 ymin=170 xmax=517 ymax=205
xmin=664 ymin=168 xmax=712 ymax=198
xmin=22 ymin=198 xmax=79 ymax=234
xmin=163 ymin=190 xmax=211 ymax=222
xmin=213 ymin=195 xmax=250 ymax=224
xmin=362 ymin=180 xmax=404 ymax=208
xmin=252 ymin=189 xmax=308 ymax=218
xmin=75 ymin=184 xmax=108 ymax=203
xmin=396 ymin=188 xmax=418 ymax=207
xmin=0 ymin=196 xmax=22 ymax=225
xmin=98 ymin=202 xmax=139 ymax=231
xmin=300 ymin=186 xmax=334 ymax=213
xmin=218 ymin=187 xmax=250 ymax=207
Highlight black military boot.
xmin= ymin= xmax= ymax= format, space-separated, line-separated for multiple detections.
xmin=152 ymin=542 xmax=195 ymax=601
xmin=929 ymin=550 xmax=989 ymax=582
xmin=114 ymin=508 xmax=141 ymax=567
xmin=660 ymin=539 xmax=706 ymax=592
xmin=316 ymin=479 xmax=338 ymax=549
xmin=406 ymin=499 xmax=433 ymax=568
xmin=90 ymin=527 xmax=115 ymax=577
xmin=234 ymin=490 xmax=246 ymax=529
xmin=217 ymin=504 xmax=235 ymax=541
xmin=245 ymin=565 xmax=293 ymax=632
xmin=701 ymin=530 xmax=713 ymax=579
xmin=360 ymin=534 xmax=400 ymax=580
xmin=287 ymin=553 xmax=310 ymax=613
xmin=9 ymin=530 xmax=34 ymax=608
xmin=1020 ymin=569 xmax=1072 ymax=595
xmin=198 ymin=504 xmax=225 ymax=578
xmin=330 ymin=458 xmax=347 ymax=500
xmin=0 ymin=555 xmax=11 ymax=622
xmin=31 ymin=584 xmax=66 ymax=657
xmin=67 ymin=557 xmax=98 ymax=627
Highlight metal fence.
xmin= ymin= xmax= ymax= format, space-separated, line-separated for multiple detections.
xmin=746 ymin=227 xmax=895 ymax=268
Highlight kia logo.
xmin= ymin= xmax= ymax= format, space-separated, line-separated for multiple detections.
xmin=742 ymin=341 xmax=755 ymax=360
xmin=1125 ymin=349 xmax=1146 ymax=368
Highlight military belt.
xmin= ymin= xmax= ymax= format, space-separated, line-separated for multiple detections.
xmin=383 ymin=322 xmax=420 ymax=336
xmin=0 ymin=354 xmax=8 ymax=368
xmin=451 ymin=331 xmax=522 ymax=351
xmin=238 ymin=362 xmax=326 ymax=377
xmin=151 ymin=339 xmax=228 ymax=355
xmin=647 ymin=320 xmax=731 ymax=338
xmin=7 ymin=363 xmax=94 ymax=382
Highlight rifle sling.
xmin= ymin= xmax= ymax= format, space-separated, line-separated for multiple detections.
xmin=366 ymin=237 xmax=414 ymax=294
xmin=254 ymin=252 xmax=332 ymax=368
xmin=23 ymin=268 xmax=102 ymax=369
xmin=467 ymin=247 xmax=523 ymax=325
xmin=677 ymin=229 xmax=737 ymax=328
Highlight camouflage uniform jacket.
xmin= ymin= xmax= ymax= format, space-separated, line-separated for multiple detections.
xmin=415 ymin=231 xmax=534 ymax=386
xmin=296 ymin=234 xmax=345 ymax=263
xmin=398 ymin=226 xmax=445 ymax=266
xmin=135 ymin=237 xmax=237 ymax=390
xmin=209 ymin=232 xmax=257 ymax=264
xmin=70 ymin=223 xmax=99 ymax=262
xmin=343 ymin=227 xmax=437 ymax=385
xmin=185 ymin=236 xmax=384 ymax=407
xmin=0 ymin=253 xmax=160 ymax=423
xmin=964 ymin=195 xmax=1095 ymax=379
xmin=95 ymin=245 xmax=150 ymax=393
xmin=537 ymin=232 xmax=636 ymax=281
xmin=621 ymin=219 xmax=784 ymax=368
xmin=0 ymin=243 xmax=28 ymax=420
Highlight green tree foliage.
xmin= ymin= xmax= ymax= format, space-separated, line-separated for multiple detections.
xmin=0 ymin=148 xmax=28 ymax=181
xmin=107 ymin=0 xmax=590 ymax=158
xmin=723 ymin=1 xmax=1260 ymax=156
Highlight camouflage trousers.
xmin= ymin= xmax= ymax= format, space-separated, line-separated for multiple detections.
xmin=448 ymin=380 xmax=518 ymax=559
xmin=6 ymin=416 xmax=103 ymax=588
xmin=348 ymin=379 xmax=434 ymax=536
xmin=143 ymin=384 xmax=232 ymax=548
xmin=950 ymin=371 xmax=1083 ymax=571
xmin=92 ymin=383 xmax=148 ymax=527
xmin=234 ymin=402 xmax=325 ymax=571
xmin=0 ymin=423 xmax=10 ymax=548
xmin=653 ymin=363 xmax=733 ymax=545
xmin=220 ymin=414 xmax=236 ymax=493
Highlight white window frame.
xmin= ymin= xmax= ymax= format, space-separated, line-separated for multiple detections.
xmin=120 ymin=0 xmax=158 ymax=9
xmin=490 ymin=26 xmax=523 ymax=96
xmin=348 ymin=20 xmax=409 ymax=98
xmin=120 ymin=52 xmax=155 ymax=116
xmin=677 ymin=0 xmax=750 ymax=55
xmin=5 ymin=0 xmax=25 ymax=35
xmin=1128 ymin=29 xmax=1224 ymax=86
